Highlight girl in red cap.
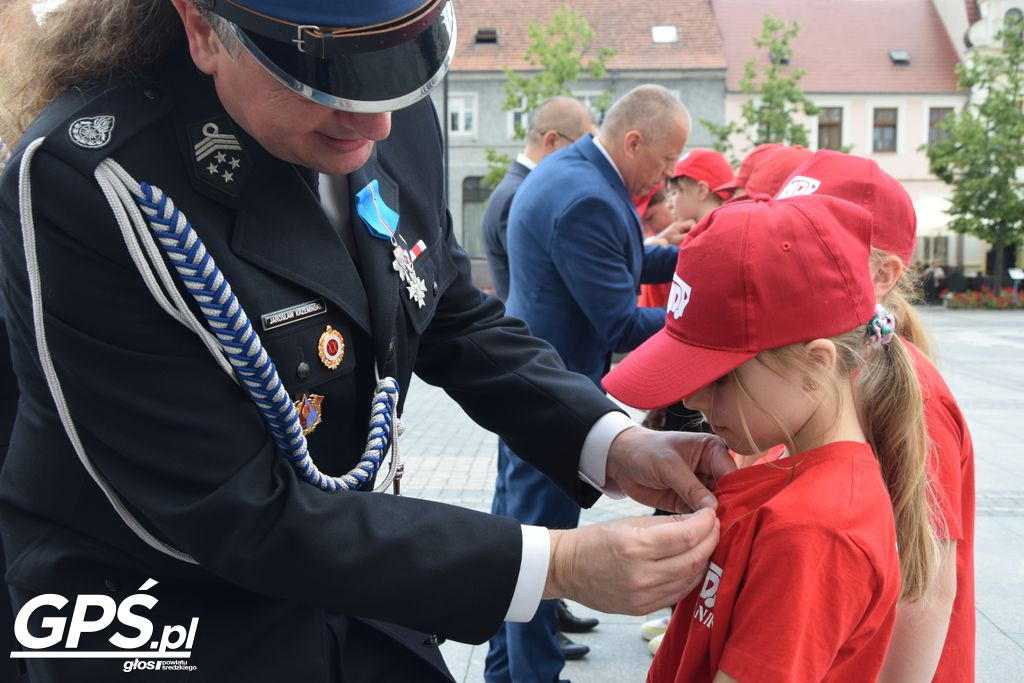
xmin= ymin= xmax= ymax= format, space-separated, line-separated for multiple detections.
xmin=776 ymin=150 xmax=975 ymax=683
xmin=603 ymin=195 xmax=940 ymax=683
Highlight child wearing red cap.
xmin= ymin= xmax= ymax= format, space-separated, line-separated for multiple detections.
xmin=603 ymin=195 xmax=939 ymax=682
xmin=664 ymin=149 xmax=735 ymax=225
xmin=777 ymin=151 xmax=976 ymax=683
xmin=634 ymin=185 xmax=675 ymax=308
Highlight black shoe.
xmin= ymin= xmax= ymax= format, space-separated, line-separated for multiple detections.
xmin=556 ymin=599 xmax=599 ymax=633
xmin=558 ymin=633 xmax=589 ymax=660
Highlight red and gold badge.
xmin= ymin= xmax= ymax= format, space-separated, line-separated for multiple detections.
xmin=294 ymin=393 xmax=325 ymax=436
xmin=318 ymin=325 xmax=345 ymax=370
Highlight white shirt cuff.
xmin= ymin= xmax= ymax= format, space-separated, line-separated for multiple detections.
xmin=504 ymin=524 xmax=550 ymax=622
xmin=578 ymin=411 xmax=635 ymax=498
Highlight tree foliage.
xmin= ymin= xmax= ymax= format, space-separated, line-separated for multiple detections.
xmin=483 ymin=4 xmax=615 ymax=188
xmin=702 ymin=15 xmax=819 ymax=164
xmin=926 ymin=15 xmax=1024 ymax=288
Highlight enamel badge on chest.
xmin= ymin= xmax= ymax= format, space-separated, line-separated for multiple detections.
xmin=318 ymin=325 xmax=345 ymax=370
xmin=355 ymin=180 xmax=428 ymax=308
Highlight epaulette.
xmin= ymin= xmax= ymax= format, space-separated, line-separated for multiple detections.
xmin=15 ymin=80 xmax=172 ymax=177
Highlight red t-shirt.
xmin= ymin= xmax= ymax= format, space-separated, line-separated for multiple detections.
xmin=649 ymin=442 xmax=900 ymax=683
xmin=906 ymin=342 xmax=976 ymax=682
xmin=638 ymin=282 xmax=671 ymax=309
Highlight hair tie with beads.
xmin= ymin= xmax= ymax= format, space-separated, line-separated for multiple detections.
xmin=867 ymin=304 xmax=896 ymax=346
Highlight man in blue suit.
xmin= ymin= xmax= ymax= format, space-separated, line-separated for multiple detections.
xmin=485 ymin=85 xmax=690 ymax=683
xmin=482 ymin=97 xmax=602 ymax=658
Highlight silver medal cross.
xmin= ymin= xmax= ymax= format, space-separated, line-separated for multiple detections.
xmin=392 ymin=246 xmax=427 ymax=308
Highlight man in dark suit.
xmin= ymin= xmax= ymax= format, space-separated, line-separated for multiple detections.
xmin=486 ymin=85 xmax=690 ymax=683
xmin=481 ymin=97 xmax=600 ymax=661
xmin=483 ymin=97 xmax=596 ymax=303
xmin=0 ymin=3 xmax=730 ymax=682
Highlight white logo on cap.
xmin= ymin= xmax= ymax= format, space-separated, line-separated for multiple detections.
xmin=667 ymin=274 xmax=692 ymax=319
xmin=776 ymin=175 xmax=821 ymax=199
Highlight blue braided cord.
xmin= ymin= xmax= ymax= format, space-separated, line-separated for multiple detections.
xmin=130 ymin=180 xmax=398 ymax=492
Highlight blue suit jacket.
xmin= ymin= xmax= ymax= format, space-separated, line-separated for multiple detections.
xmin=482 ymin=159 xmax=530 ymax=302
xmin=505 ymin=134 xmax=677 ymax=385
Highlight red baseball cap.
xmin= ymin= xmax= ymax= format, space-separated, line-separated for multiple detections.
xmin=713 ymin=143 xmax=781 ymax=195
xmin=671 ymin=149 xmax=735 ymax=201
xmin=735 ymin=145 xmax=813 ymax=200
xmin=776 ymin=150 xmax=917 ymax=264
xmin=602 ymin=195 xmax=876 ymax=409
xmin=632 ymin=182 xmax=665 ymax=219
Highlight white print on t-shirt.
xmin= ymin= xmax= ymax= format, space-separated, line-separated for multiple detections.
xmin=693 ymin=561 xmax=723 ymax=629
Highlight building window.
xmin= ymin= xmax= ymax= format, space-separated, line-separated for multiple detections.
xmin=929 ymin=107 xmax=954 ymax=145
xmin=817 ymin=107 xmax=843 ymax=150
xmin=448 ymin=94 xmax=476 ymax=136
xmin=461 ymin=176 xmax=490 ymax=258
xmin=872 ymin=108 xmax=897 ymax=152
xmin=507 ymin=96 xmax=528 ymax=140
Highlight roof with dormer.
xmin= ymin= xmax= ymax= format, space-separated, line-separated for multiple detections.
xmin=713 ymin=0 xmax=963 ymax=93
xmin=450 ymin=0 xmax=726 ymax=73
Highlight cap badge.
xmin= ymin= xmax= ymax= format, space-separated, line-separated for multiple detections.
xmin=189 ymin=119 xmax=250 ymax=196
xmin=294 ymin=393 xmax=325 ymax=436
xmin=318 ymin=325 xmax=346 ymax=370
xmin=776 ymin=175 xmax=821 ymax=199
xmin=667 ymin=274 xmax=692 ymax=320
xmin=68 ymin=115 xmax=115 ymax=149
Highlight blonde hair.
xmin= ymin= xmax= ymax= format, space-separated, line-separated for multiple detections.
xmin=872 ymin=248 xmax=934 ymax=361
xmin=728 ymin=322 xmax=939 ymax=602
xmin=0 ymin=0 xmax=184 ymax=147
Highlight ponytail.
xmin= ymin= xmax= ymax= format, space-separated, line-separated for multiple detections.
xmin=847 ymin=322 xmax=938 ymax=601
xmin=872 ymin=248 xmax=934 ymax=361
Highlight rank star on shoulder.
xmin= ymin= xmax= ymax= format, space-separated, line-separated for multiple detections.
xmin=215 ymin=151 xmax=227 ymax=163
xmin=222 ymin=170 xmax=234 ymax=183
xmin=206 ymin=162 xmax=219 ymax=175
xmin=229 ymin=157 xmax=241 ymax=169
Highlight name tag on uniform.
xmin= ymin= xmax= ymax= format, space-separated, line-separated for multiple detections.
xmin=261 ymin=299 xmax=327 ymax=331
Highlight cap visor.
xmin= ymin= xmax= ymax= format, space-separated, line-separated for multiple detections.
xmin=712 ymin=180 xmax=740 ymax=194
xmin=602 ymin=328 xmax=756 ymax=410
xmin=235 ymin=3 xmax=455 ymax=112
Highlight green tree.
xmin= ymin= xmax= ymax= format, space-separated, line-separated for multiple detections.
xmin=483 ymin=4 xmax=615 ymax=188
xmin=703 ymin=15 xmax=819 ymax=164
xmin=926 ymin=15 xmax=1024 ymax=290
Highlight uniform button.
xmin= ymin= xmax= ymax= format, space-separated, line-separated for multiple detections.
xmin=296 ymin=362 xmax=312 ymax=380
xmin=143 ymin=86 xmax=160 ymax=100
xmin=432 ymin=280 xmax=438 ymax=294
xmin=385 ymin=340 xmax=396 ymax=364
xmin=104 ymin=579 xmax=120 ymax=593
xmin=422 ymin=634 xmax=445 ymax=648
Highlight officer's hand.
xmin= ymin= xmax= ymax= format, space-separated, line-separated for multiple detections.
xmin=653 ymin=219 xmax=697 ymax=246
xmin=543 ymin=510 xmax=720 ymax=615
xmin=605 ymin=426 xmax=736 ymax=512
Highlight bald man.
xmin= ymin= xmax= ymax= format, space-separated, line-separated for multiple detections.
xmin=486 ymin=85 xmax=688 ymax=683
xmin=483 ymin=97 xmax=596 ymax=302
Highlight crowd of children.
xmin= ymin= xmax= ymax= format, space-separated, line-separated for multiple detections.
xmin=617 ymin=144 xmax=975 ymax=682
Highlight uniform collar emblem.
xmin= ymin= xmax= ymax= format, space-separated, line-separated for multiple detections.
xmin=68 ymin=115 xmax=115 ymax=149
xmin=188 ymin=118 xmax=250 ymax=197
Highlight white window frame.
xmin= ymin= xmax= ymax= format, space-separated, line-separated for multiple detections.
xmin=866 ymin=101 xmax=905 ymax=155
xmin=448 ymin=92 xmax=478 ymax=137
xmin=506 ymin=95 xmax=528 ymax=140
xmin=921 ymin=98 xmax=964 ymax=147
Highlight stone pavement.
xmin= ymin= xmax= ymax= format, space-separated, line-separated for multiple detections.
xmin=399 ymin=308 xmax=1024 ymax=682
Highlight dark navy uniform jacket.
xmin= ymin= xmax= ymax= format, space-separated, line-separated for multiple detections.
xmin=0 ymin=48 xmax=613 ymax=682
